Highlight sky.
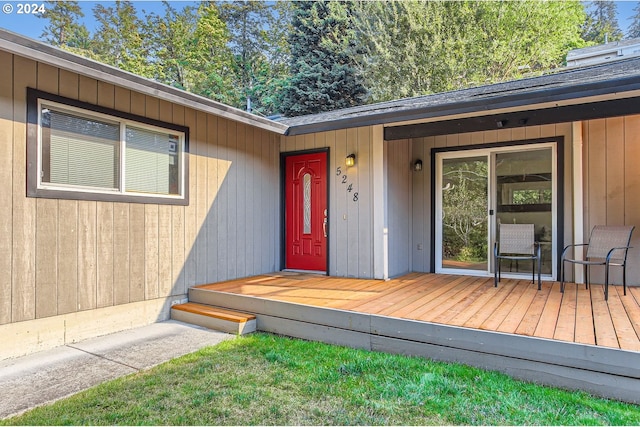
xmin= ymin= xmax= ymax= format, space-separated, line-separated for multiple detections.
xmin=0 ymin=0 xmax=638 ymax=41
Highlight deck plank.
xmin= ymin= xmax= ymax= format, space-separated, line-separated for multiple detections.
xmin=411 ymin=276 xmax=486 ymax=320
xmin=497 ymin=281 xmax=540 ymax=334
xmin=591 ymin=285 xmax=620 ymax=349
xmin=383 ymin=275 xmax=469 ymax=318
xmin=479 ymin=282 xmax=526 ymax=331
xmin=432 ymin=277 xmax=494 ymax=324
xmin=609 ymin=286 xmax=640 ymax=351
xmin=574 ymin=284 xmax=596 ymax=345
xmin=620 ymin=286 xmax=640 ymax=342
xmin=462 ymin=280 xmax=519 ymax=329
xmin=534 ymin=281 xmax=563 ymax=339
xmin=515 ymin=281 xmax=552 ymax=336
xmin=406 ymin=276 xmax=484 ymax=321
xmin=193 ymin=273 xmax=640 ymax=353
xmin=554 ymin=285 xmax=577 ymax=343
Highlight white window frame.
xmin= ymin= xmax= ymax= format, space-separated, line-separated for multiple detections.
xmin=28 ymin=89 xmax=189 ymax=205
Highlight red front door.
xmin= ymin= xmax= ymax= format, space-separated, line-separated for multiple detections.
xmin=285 ymin=152 xmax=328 ymax=271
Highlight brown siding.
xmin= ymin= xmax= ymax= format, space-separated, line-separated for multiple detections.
xmin=0 ymin=50 xmax=13 ymax=324
xmin=0 ymin=55 xmax=281 ymax=327
xmin=13 ymin=56 xmax=37 ymax=322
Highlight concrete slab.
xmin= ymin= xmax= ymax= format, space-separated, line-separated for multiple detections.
xmin=0 ymin=320 xmax=232 ymax=420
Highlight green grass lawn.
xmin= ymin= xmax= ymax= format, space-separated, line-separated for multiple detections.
xmin=3 ymin=333 xmax=639 ymax=425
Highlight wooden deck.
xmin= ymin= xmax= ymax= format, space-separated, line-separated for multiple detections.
xmin=190 ymin=272 xmax=640 ymax=402
xmin=195 ymin=272 xmax=640 ymax=352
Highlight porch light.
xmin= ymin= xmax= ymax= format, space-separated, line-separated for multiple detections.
xmin=345 ymin=153 xmax=356 ymax=167
xmin=413 ymin=159 xmax=423 ymax=172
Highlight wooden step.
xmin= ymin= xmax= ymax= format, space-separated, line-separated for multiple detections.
xmin=171 ymin=302 xmax=256 ymax=335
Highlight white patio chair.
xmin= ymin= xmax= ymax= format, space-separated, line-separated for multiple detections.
xmin=560 ymin=225 xmax=635 ymax=301
xmin=494 ymin=223 xmax=541 ymax=290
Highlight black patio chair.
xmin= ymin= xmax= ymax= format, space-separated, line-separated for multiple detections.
xmin=560 ymin=225 xmax=635 ymax=301
xmin=494 ymin=223 xmax=541 ymax=290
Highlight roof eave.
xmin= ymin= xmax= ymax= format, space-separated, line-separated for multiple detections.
xmin=285 ymin=75 xmax=640 ymax=136
xmin=0 ymin=29 xmax=288 ymax=135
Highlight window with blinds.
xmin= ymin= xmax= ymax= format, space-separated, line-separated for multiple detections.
xmin=36 ymin=99 xmax=185 ymax=201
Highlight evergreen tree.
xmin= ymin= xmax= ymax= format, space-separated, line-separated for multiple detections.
xmin=354 ymin=0 xmax=587 ymax=103
xmin=39 ymin=1 xmax=90 ymax=52
xmin=248 ymin=0 xmax=294 ymax=117
xmin=91 ymin=1 xmax=153 ymax=77
xmin=581 ymin=0 xmax=623 ymax=43
xmin=146 ymin=2 xmax=236 ymax=104
xmin=218 ymin=1 xmax=271 ymax=111
xmin=280 ymin=1 xmax=367 ymax=117
xmin=627 ymin=2 xmax=640 ymax=39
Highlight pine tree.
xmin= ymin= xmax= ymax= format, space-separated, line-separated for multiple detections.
xmin=218 ymin=1 xmax=271 ymax=111
xmin=91 ymin=1 xmax=153 ymax=77
xmin=627 ymin=2 xmax=640 ymax=39
xmin=581 ymin=0 xmax=623 ymax=43
xmin=279 ymin=0 xmax=367 ymax=117
xmin=354 ymin=0 xmax=587 ymax=103
xmin=247 ymin=0 xmax=294 ymax=117
xmin=39 ymin=1 xmax=90 ymax=50
xmin=146 ymin=2 xmax=236 ymax=104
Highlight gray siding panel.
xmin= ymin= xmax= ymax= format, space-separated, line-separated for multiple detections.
xmin=281 ymin=128 xmax=377 ymax=278
xmin=1 ymin=54 xmax=281 ymax=330
xmin=387 ymin=139 xmax=412 ymax=277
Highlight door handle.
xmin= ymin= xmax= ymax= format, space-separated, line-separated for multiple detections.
xmin=323 ymin=217 xmax=328 ymax=237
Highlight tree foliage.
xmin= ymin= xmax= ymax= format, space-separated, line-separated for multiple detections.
xmin=217 ymin=1 xmax=270 ymax=111
xmin=39 ymin=1 xmax=91 ymax=53
xmin=627 ymin=2 xmax=640 ymax=39
xmin=38 ymin=0 xmax=604 ymax=117
xmin=91 ymin=1 xmax=154 ymax=77
xmin=146 ymin=2 xmax=235 ymax=104
xmin=581 ymin=0 xmax=623 ymax=43
xmin=442 ymin=159 xmax=488 ymax=261
xmin=353 ymin=0 xmax=587 ymax=103
xmin=280 ymin=0 xmax=367 ymax=117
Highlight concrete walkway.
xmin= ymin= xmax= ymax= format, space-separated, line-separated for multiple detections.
xmin=0 ymin=320 xmax=232 ymax=420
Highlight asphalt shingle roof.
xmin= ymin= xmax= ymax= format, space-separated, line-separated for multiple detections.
xmin=281 ymin=57 xmax=640 ymax=135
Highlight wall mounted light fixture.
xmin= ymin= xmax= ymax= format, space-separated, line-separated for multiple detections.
xmin=413 ymin=159 xmax=423 ymax=172
xmin=345 ymin=153 xmax=356 ymax=167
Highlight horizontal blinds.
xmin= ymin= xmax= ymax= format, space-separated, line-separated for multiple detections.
xmin=125 ymin=127 xmax=178 ymax=195
xmin=44 ymin=108 xmax=119 ymax=189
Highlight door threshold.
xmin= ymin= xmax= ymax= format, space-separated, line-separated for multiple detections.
xmin=282 ymin=269 xmax=328 ymax=275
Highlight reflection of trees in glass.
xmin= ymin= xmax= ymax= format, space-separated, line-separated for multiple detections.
xmin=442 ymin=159 xmax=487 ymax=262
xmin=512 ymin=189 xmax=552 ymax=205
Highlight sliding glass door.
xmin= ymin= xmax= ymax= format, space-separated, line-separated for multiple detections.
xmin=435 ymin=143 xmax=557 ymax=279
xmin=438 ymin=155 xmax=489 ymax=272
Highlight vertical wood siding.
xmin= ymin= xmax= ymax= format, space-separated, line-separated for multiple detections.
xmin=280 ymin=128 xmax=375 ymax=277
xmin=387 ymin=139 xmax=412 ymax=277
xmin=584 ymin=115 xmax=640 ymax=285
xmin=0 ymin=55 xmax=280 ymax=326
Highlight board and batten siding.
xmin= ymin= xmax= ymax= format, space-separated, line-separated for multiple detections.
xmin=0 ymin=54 xmax=281 ymax=358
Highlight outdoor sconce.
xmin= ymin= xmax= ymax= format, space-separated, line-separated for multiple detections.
xmin=413 ymin=159 xmax=423 ymax=172
xmin=345 ymin=153 xmax=356 ymax=167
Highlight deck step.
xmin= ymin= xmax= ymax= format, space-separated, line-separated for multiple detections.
xmin=171 ymin=302 xmax=256 ymax=335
